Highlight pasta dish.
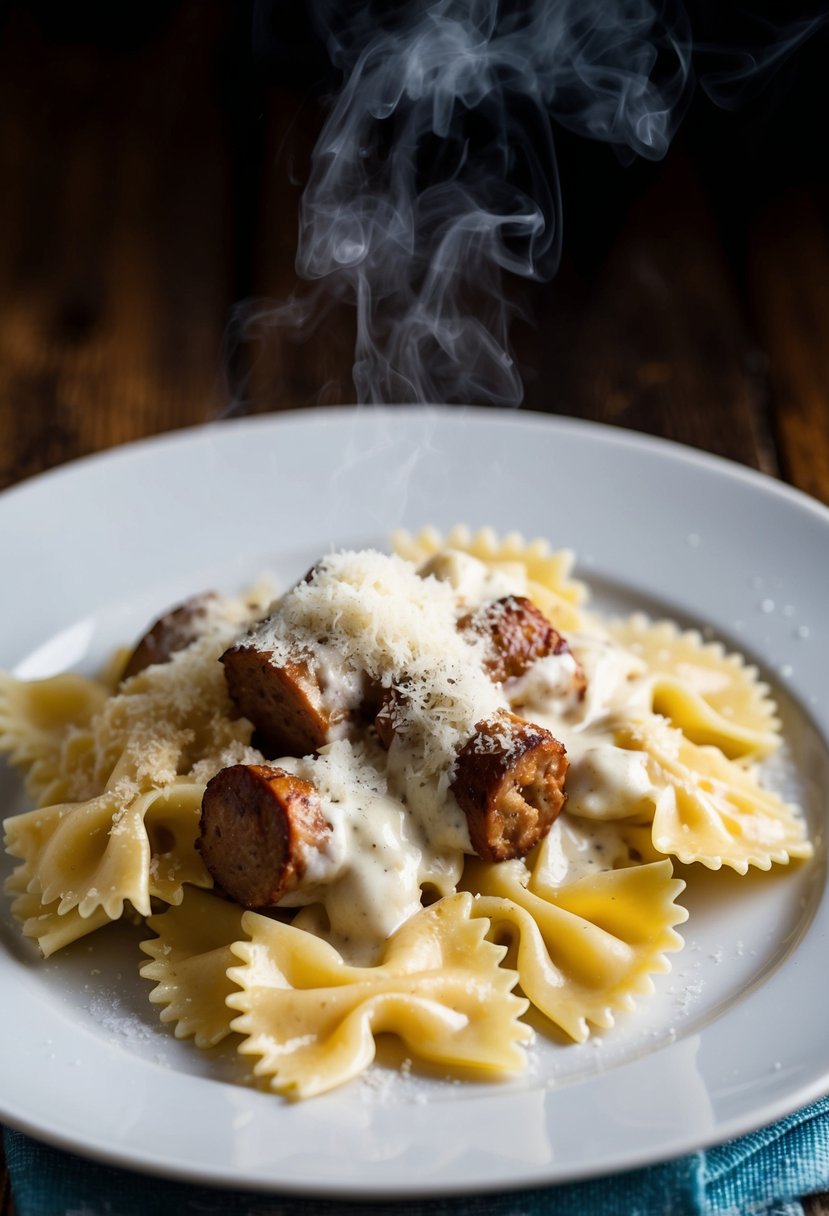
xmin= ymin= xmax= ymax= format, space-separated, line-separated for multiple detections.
xmin=0 ymin=527 xmax=813 ymax=1099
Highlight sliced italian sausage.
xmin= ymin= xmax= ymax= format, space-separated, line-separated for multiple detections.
xmin=450 ymin=712 xmax=568 ymax=862
xmin=459 ymin=595 xmax=564 ymax=680
xmin=220 ymin=646 xmax=339 ymax=757
xmin=199 ymin=763 xmax=330 ymax=908
xmin=459 ymin=595 xmax=586 ymax=698
xmin=121 ymin=592 xmax=217 ymax=681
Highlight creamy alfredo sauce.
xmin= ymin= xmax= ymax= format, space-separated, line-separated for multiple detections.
xmin=234 ymin=549 xmax=661 ymax=964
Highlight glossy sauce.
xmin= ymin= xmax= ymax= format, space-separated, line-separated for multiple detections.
xmin=255 ymin=551 xmax=663 ymax=963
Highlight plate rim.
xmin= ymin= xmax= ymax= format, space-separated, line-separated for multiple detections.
xmin=3 ymin=403 xmax=828 ymax=527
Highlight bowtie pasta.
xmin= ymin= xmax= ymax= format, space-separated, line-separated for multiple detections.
xmin=0 ymin=527 xmax=812 ymax=1099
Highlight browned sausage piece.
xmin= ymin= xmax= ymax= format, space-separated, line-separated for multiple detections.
xmin=460 ymin=595 xmax=562 ymax=680
xmin=459 ymin=595 xmax=586 ymax=697
xmin=199 ymin=763 xmax=331 ymax=908
xmin=221 ymin=646 xmax=339 ymax=757
xmin=121 ymin=592 xmax=218 ymax=681
xmin=450 ymin=712 xmax=568 ymax=863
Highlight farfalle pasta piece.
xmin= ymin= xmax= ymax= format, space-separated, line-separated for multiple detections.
xmin=618 ymin=717 xmax=812 ymax=872
xmin=609 ymin=615 xmax=780 ymax=761
xmin=0 ymin=671 xmax=109 ymax=806
xmin=464 ymin=851 xmax=687 ymax=1042
xmin=529 ymin=812 xmax=664 ymax=884
xmin=5 ymin=877 xmax=112 ymax=957
xmin=227 ymin=892 xmax=531 ymax=1099
xmin=392 ymin=526 xmax=587 ymax=631
xmin=140 ymin=888 xmax=246 ymax=1048
xmin=3 ymin=779 xmax=211 ymax=953
xmin=139 ymin=781 xmax=214 ymax=905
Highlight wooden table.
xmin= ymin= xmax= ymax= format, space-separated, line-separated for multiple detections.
xmin=0 ymin=4 xmax=826 ymax=1213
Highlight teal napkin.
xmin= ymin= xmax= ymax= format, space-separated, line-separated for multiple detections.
xmin=5 ymin=1098 xmax=829 ymax=1216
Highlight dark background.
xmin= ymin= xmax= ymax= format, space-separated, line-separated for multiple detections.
xmin=0 ymin=0 xmax=826 ymax=497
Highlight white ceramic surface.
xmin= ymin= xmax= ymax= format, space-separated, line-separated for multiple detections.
xmin=0 ymin=407 xmax=827 ymax=1199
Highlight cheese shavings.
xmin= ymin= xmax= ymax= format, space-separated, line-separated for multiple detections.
xmin=242 ymin=550 xmax=506 ymax=781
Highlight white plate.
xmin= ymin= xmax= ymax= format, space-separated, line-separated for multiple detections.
xmin=0 ymin=406 xmax=827 ymax=1200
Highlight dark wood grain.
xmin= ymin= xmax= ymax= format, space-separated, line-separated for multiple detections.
xmin=0 ymin=3 xmax=237 ymax=492
xmin=518 ymin=151 xmax=781 ymax=474
xmin=748 ymin=187 xmax=829 ymax=505
xmin=229 ymin=87 xmax=358 ymax=414
xmin=0 ymin=3 xmax=826 ymax=1214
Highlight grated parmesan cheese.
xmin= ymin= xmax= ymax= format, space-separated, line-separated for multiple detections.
xmin=62 ymin=592 xmax=268 ymax=802
xmin=240 ymin=550 xmax=508 ymax=785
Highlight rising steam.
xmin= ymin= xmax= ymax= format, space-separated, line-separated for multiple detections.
xmin=236 ymin=0 xmax=818 ymax=409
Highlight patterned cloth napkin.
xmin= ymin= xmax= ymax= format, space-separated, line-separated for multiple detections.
xmin=4 ymin=1097 xmax=829 ymax=1216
